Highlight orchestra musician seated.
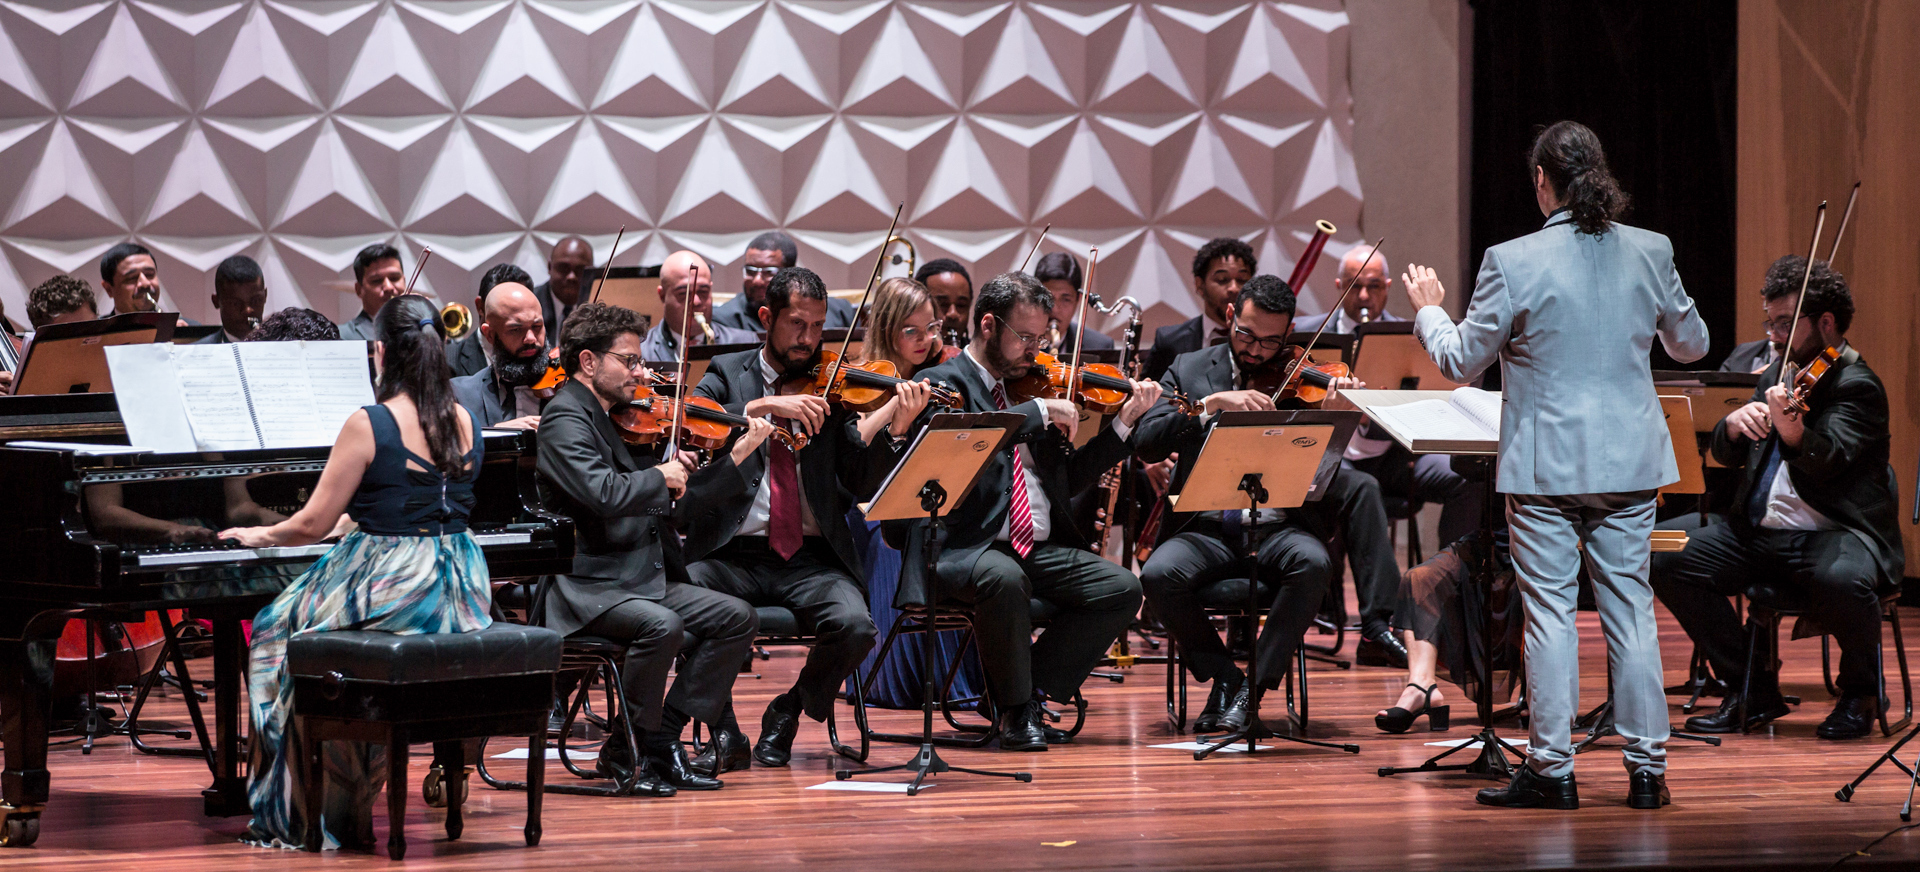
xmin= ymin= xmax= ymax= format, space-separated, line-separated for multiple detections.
xmin=249 ymin=307 xmax=340 ymax=342
xmin=713 ymin=231 xmax=856 ymax=332
xmin=98 ymin=242 xmax=166 ymax=319
xmin=681 ymin=267 xmax=915 ymax=771
xmin=197 ymin=255 xmax=268 ymax=344
xmin=448 ymin=263 xmax=535 ymax=378
xmin=892 ymin=271 xmax=1156 ymax=750
xmin=27 ymin=275 xmax=98 ymax=329
xmin=1034 ymin=252 xmax=1114 ymax=354
xmin=1650 ymin=256 xmax=1905 ymax=740
xmin=533 ymin=302 xmax=766 ymax=794
xmin=1132 ymin=275 xmax=1346 ymax=731
xmin=450 ymin=280 xmax=550 ymax=430
xmin=215 ymin=295 xmax=492 ymax=850
xmin=337 ymin=244 xmax=406 ymax=342
xmin=536 ymin=235 xmax=592 ymax=334
xmin=913 ymin=258 xmax=974 ymax=349
xmin=641 ymin=251 xmax=757 ymax=362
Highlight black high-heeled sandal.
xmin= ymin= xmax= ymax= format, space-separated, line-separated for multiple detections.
xmin=1375 ymin=682 xmax=1450 ymax=734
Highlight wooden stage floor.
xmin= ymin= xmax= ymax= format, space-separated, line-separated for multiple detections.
xmin=13 ymin=606 xmax=1920 ymax=871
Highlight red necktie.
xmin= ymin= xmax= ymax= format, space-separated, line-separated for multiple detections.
xmin=990 ymin=383 xmax=1034 ymax=558
xmin=768 ymin=416 xmax=802 ymax=559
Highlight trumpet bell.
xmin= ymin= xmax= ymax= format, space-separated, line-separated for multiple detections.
xmin=440 ymin=301 xmax=474 ymax=339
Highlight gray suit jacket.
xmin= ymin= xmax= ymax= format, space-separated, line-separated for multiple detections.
xmin=337 ymin=311 xmax=375 ymax=341
xmin=451 ymin=366 xmax=510 ymax=428
xmin=1415 ymin=215 xmax=1710 ymax=495
xmin=446 ymin=331 xmax=488 ymax=378
xmin=533 ymin=378 xmax=747 ymax=636
xmin=711 ymin=291 xmax=856 ymax=332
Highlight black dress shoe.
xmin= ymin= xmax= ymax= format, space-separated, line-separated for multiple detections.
xmin=754 ymin=701 xmax=801 ymax=767
xmin=643 ymin=741 xmax=724 ymax=790
xmin=1192 ymin=674 xmax=1239 ymax=733
xmin=996 ymin=700 xmax=1047 ymax=752
xmin=1683 ymin=691 xmax=1791 ymax=733
xmin=1628 ymin=770 xmax=1670 ymax=809
xmin=1476 ymin=766 xmax=1579 ymax=810
xmin=594 ymin=735 xmax=677 ymax=797
xmin=1816 ymin=694 xmax=1881 ymax=740
xmin=1356 ymin=624 xmax=1409 ymax=669
xmin=690 ymin=727 xmax=750 ymax=776
xmin=1213 ymin=677 xmax=1252 ymax=733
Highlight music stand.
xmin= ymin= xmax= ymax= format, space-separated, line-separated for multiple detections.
xmin=1173 ymin=409 xmax=1362 ymax=760
xmin=836 ymin=411 xmax=1031 ymax=795
xmin=12 ymin=312 xmax=176 ymax=396
xmin=1352 ymin=322 xmax=1464 ymax=392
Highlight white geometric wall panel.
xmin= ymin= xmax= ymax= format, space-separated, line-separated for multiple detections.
xmin=0 ymin=1 xmax=1361 ymax=335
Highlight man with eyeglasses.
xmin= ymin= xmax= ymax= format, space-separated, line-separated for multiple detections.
xmin=712 ymin=231 xmax=856 ymax=332
xmin=535 ymin=301 xmax=773 ymax=796
xmin=641 ymin=251 xmax=757 ymax=363
xmin=891 ymin=271 xmax=1159 ymax=750
xmin=1132 ymin=275 xmax=1362 ymax=732
xmin=1651 ymin=255 xmax=1902 ymax=741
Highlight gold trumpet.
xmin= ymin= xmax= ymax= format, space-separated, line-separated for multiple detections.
xmin=884 ymin=234 xmax=916 ymax=275
xmin=440 ymin=301 xmax=474 ymax=338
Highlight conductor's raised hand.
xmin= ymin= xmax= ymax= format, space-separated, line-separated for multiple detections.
xmin=1403 ymin=264 xmax=1447 ymax=310
xmin=1118 ymin=379 xmax=1163 ymax=428
xmin=747 ymin=393 xmax=830 ymax=436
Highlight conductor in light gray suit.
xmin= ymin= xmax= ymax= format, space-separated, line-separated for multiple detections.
xmin=1404 ymin=122 xmax=1709 ymax=811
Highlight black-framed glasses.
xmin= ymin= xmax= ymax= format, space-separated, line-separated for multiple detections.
xmin=990 ymin=313 xmax=1042 ymax=349
xmin=1232 ymin=326 xmax=1287 ymax=352
xmin=598 ymin=350 xmax=645 ymax=371
xmin=743 ymin=265 xmax=780 ymax=279
xmin=1763 ymin=312 xmax=1808 ymax=336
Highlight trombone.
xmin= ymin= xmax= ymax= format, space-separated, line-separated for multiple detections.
xmin=884 ymin=234 xmax=916 ymax=276
xmin=440 ymin=301 xmax=474 ymax=339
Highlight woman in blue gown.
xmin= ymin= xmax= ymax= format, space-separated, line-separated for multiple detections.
xmin=219 ymin=295 xmax=491 ymax=849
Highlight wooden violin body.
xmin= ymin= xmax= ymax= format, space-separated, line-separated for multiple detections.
xmin=611 ymin=385 xmax=806 ymax=452
xmin=1246 ymin=345 xmax=1349 ymax=406
xmin=1006 ymin=351 xmax=1133 ymax=413
xmin=783 ymin=349 xmax=962 ymax=411
xmin=1784 ymin=342 xmax=1845 ymax=416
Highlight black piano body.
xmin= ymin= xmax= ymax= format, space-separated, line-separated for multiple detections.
xmin=0 ymin=398 xmax=572 ymax=847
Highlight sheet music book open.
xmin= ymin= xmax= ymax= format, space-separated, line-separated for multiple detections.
xmin=104 ymin=341 xmax=375 ymax=452
xmin=1363 ymin=387 xmax=1503 ymax=453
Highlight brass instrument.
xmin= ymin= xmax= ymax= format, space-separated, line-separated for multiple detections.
xmin=134 ymin=285 xmax=160 ymax=311
xmin=1089 ymin=292 xmax=1143 ymax=563
xmin=693 ymin=311 xmax=716 ymax=343
xmin=884 ymin=234 xmax=916 ymax=276
xmin=440 ymin=301 xmax=474 ymax=339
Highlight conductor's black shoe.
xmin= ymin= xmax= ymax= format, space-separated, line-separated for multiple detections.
xmin=1816 ymin=694 xmax=1880 ymax=740
xmin=753 ymin=700 xmax=801 ymax=767
xmin=690 ymin=727 xmax=750 ymax=776
xmin=1475 ymin=766 xmax=1579 ymax=810
xmin=997 ymin=701 xmax=1048 ymax=752
xmin=1628 ymin=770 xmax=1670 ymax=809
xmin=643 ymin=741 xmax=724 ymax=791
xmin=1356 ymin=624 xmax=1409 ymax=669
xmin=1683 ymin=691 xmax=1790 ymax=733
xmin=1192 ymin=673 xmax=1241 ymax=733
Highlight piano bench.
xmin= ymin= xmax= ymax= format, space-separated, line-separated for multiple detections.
xmin=288 ymin=625 xmax=562 ymax=859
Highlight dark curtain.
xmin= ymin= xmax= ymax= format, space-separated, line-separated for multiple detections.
xmin=1469 ymin=0 xmax=1738 ymax=370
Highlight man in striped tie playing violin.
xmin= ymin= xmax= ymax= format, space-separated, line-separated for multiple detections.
xmin=892 ymin=271 xmax=1160 ymax=751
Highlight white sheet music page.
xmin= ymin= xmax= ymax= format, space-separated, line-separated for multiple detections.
xmin=171 ymin=344 xmax=262 ymax=450
xmin=236 ymin=341 xmax=373 ymax=447
xmin=299 ymin=341 xmax=376 ymax=441
xmin=1449 ymin=387 xmax=1502 ymax=436
xmin=1368 ymin=400 xmax=1491 ymax=446
xmin=103 ymin=343 xmax=197 ymax=452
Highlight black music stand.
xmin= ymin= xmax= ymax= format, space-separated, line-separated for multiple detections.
xmin=1171 ymin=410 xmax=1361 ymax=760
xmin=1832 ymin=443 xmax=1920 ymax=817
xmin=836 ymin=411 xmax=1029 ymax=795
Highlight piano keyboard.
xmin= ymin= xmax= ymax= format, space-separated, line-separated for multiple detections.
xmin=130 ymin=530 xmax=535 ymax=568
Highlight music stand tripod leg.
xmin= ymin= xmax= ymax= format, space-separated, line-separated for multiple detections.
xmin=1195 ymin=474 xmax=1360 ymax=761
xmin=836 ymin=483 xmax=1032 ymax=793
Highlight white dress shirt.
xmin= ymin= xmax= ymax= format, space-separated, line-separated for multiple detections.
xmin=1757 ymin=451 xmax=1839 ymax=532
xmin=736 ymin=351 xmax=821 ymax=538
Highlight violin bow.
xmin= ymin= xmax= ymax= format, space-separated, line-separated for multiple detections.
xmin=1067 ymin=248 xmax=1097 ymax=397
xmin=828 ymin=203 xmax=903 ymax=398
xmin=1275 ymin=237 xmax=1382 ymax=402
xmin=666 ymin=261 xmax=698 ymax=459
xmin=406 ymin=246 xmax=433 ymax=294
xmin=1018 ymin=224 xmax=1051 ymax=273
xmin=1825 ymin=182 xmax=1859 ymax=266
xmin=1778 ymin=201 xmax=1827 ymax=389
xmin=589 ymin=225 xmax=626 ymax=305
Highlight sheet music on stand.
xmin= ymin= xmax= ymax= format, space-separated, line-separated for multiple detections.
xmin=861 ymin=412 xmax=1023 ymax=521
xmin=9 ymin=312 xmax=177 ymax=396
xmin=1340 ymin=389 xmax=1501 ymax=456
xmin=104 ymin=340 xmax=376 ymax=452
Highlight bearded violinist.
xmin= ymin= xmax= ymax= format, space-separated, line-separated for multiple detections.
xmin=1651 ymin=255 xmax=1903 ymax=741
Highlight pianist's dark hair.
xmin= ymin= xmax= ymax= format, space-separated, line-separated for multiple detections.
xmin=374 ymin=294 xmax=469 ymax=479
xmin=1236 ymin=274 xmax=1296 ymax=320
xmin=1529 ymin=120 xmax=1628 ymax=237
xmin=248 ymin=307 xmax=339 ymax=342
xmin=556 ymin=302 xmax=646 ymax=377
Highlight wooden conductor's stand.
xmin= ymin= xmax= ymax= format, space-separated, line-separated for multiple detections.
xmin=835 ymin=412 xmax=1029 ymax=795
xmin=1172 ymin=409 xmax=1362 ymax=761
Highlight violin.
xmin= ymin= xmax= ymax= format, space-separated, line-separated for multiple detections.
xmin=1783 ymin=342 xmax=1845 ymax=416
xmin=1006 ymin=350 xmax=1135 ymax=413
xmin=1778 ymin=184 xmax=1859 ymax=420
xmin=610 ymin=384 xmax=806 ymax=452
xmin=1245 ymin=345 xmax=1350 ymax=406
xmin=781 ymin=348 xmax=962 ymax=412
xmin=531 ymin=347 xmax=568 ymax=391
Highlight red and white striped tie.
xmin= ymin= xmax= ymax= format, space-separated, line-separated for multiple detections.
xmin=991 ymin=382 xmax=1035 ymax=558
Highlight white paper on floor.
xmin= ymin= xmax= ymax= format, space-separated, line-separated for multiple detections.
xmin=1423 ymin=737 xmax=1529 ymax=750
xmin=805 ymin=780 xmax=932 ymax=793
xmin=1149 ymin=741 xmax=1273 ymax=753
xmin=490 ymin=747 xmax=599 ymax=761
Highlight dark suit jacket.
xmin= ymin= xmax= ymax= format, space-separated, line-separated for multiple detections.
xmin=451 ymin=366 xmax=510 ymax=428
xmin=534 ymin=378 xmax=748 ymax=636
xmin=1290 ymin=309 xmax=1404 ymax=335
xmin=192 ymin=329 xmax=229 ymax=344
xmin=711 ymin=292 xmax=857 ymax=332
xmin=1719 ymin=338 xmax=1773 ymax=374
xmin=1143 ymin=316 xmax=1204 ymax=381
xmin=888 ymin=351 xmax=1134 ymax=604
xmin=1710 ymin=347 xmax=1905 ymax=586
xmin=1057 ymin=323 xmax=1115 ymax=354
xmin=685 ymin=348 xmax=898 ymax=576
xmin=447 ymin=332 xmax=488 ymax=378
xmin=531 ymin=281 xmax=563 ymax=337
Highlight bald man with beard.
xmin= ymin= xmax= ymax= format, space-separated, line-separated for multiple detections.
xmin=641 ymin=251 xmax=757 ymax=363
xmin=451 ymin=282 xmax=550 ymax=430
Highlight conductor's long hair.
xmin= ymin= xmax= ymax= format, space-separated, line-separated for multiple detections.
xmin=1529 ymin=121 xmax=1629 ymax=237
xmin=373 ymin=294 xmax=469 ymax=479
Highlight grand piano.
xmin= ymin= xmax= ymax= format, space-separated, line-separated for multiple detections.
xmin=0 ymin=393 xmax=573 ymax=847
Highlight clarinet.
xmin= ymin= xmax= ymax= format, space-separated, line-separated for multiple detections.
xmin=1089 ymin=295 xmax=1141 ymax=562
